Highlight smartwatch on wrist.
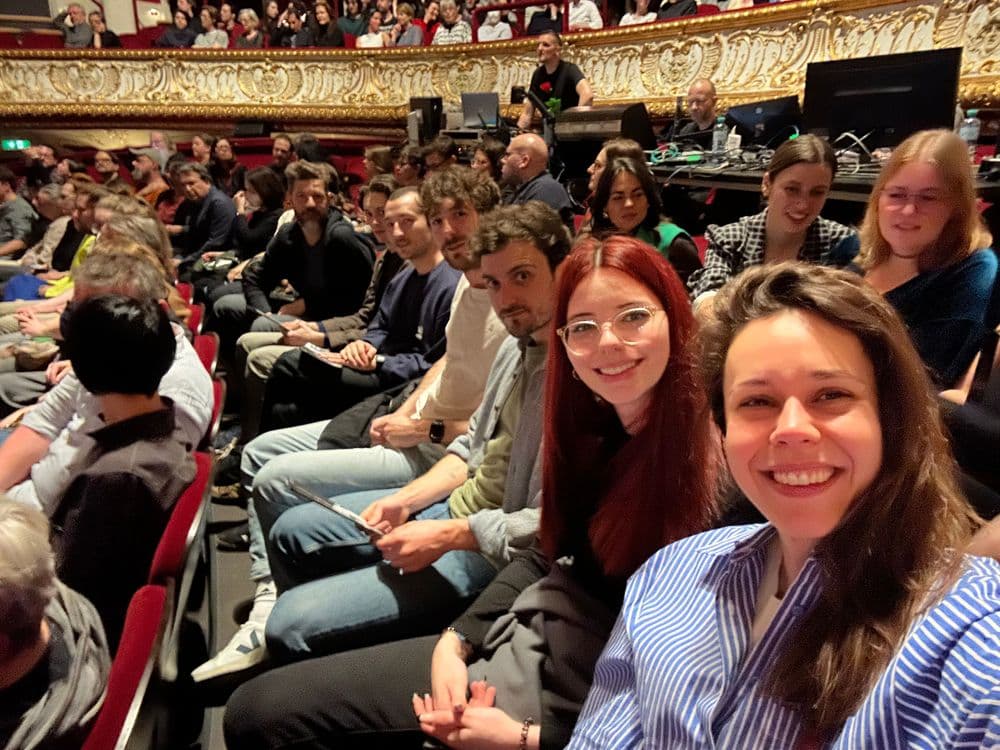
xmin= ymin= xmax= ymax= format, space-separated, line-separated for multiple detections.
xmin=429 ymin=419 xmax=445 ymax=444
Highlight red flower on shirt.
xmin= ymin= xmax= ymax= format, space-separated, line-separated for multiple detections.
xmin=539 ymin=81 xmax=552 ymax=93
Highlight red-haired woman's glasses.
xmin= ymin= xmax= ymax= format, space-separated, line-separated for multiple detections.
xmin=557 ymin=306 xmax=662 ymax=356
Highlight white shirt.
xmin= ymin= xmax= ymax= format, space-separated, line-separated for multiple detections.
xmin=477 ymin=15 xmax=512 ymax=41
xmin=619 ymin=10 xmax=656 ymax=24
xmin=568 ymin=0 xmax=603 ymax=29
xmin=356 ymin=32 xmax=385 ymax=47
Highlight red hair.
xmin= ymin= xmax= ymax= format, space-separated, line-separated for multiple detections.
xmin=540 ymin=235 xmax=716 ymax=579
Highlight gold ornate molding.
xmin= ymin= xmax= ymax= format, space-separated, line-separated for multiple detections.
xmin=0 ymin=0 xmax=998 ymax=125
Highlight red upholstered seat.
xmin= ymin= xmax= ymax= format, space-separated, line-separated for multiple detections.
xmin=81 ymin=585 xmax=168 ymax=750
xmin=186 ymin=303 xmax=205 ymax=335
xmin=148 ymin=452 xmax=213 ymax=586
xmin=693 ymin=235 xmax=708 ymax=262
xmin=197 ymin=377 xmax=225 ymax=452
xmin=175 ymin=281 xmax=194 ymax=305
xmin=193 ymin=332 xmax=219 ymax=376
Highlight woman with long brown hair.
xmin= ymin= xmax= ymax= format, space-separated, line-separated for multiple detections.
xmin=570 ymin=262 xmax=1000 ymax=748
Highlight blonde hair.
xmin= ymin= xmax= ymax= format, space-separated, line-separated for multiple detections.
xmin=858 ymin=129 xmax=992 ymax=272
xmin=0 ymin=501 xmax=56 ymax=654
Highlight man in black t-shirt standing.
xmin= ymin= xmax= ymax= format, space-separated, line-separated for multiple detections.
xmin=516 ymin=31 xmax=593 ymax=130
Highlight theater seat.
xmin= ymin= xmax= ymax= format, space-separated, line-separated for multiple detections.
xmin=193 ymin=332 xmax=219 ymax=376
xmin=693 ymin=235 xmax=709 ymax=262
xmin=186 ymin=303 xmax=205 ymax=336
xmin=148 ymin=452 xmax=214 ymax=682
xmin=175 ymin=282 xmax=194 ymax=305
xmin=81 ymin=585 xmax=168 ymax=750
xmin=198 ymin=378 xmax=225 ymax=452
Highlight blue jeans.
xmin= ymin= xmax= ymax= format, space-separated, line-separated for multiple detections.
xmin=242 ymin=420 xmax=438 ymax=582
xmin=264 ymin=491 xmax=497 ymax=660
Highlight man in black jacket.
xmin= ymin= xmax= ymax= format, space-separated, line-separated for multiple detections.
xmin=173 ymin=162 xmax=235 ymax=276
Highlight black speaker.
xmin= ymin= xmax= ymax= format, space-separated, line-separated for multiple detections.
xmin=409 ymin=97 xmax=443 ymax=143
xmin=233 ymin=121 xmax=270 ymax=137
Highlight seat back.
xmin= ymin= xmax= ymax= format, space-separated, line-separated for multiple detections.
xmin=81 ymin=585 xmax=168 ymax=750
xmin=148 ymin=452 xmax=213 ymax=586
xmin=192 ymin=332 xmax=220 ymax=377
xmin=186 ymin=303 xmax=205 ymax=336
xmin=175 ymin=281 xmax=194 ymax=305
xmin=197 ymin=378 xmax=225 ymax=452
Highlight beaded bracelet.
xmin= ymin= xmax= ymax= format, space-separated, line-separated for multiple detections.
xmin=519 ymin=717 xmax=534 ymax=750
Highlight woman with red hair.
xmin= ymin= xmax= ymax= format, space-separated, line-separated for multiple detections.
xmin=225 ymin=234 xmax=715 ymax=749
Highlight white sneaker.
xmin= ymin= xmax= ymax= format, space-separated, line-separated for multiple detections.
xmin=191 ymin=621 xmax=268 ymax=682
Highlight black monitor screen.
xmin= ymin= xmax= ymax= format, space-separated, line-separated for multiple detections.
xmin=726 ymin=95 xmax=802 ymax=147
xmin=803 ymin=48 xmax=961 ymax=149
xmin=462 ymin=92 xmax=501 ymax=129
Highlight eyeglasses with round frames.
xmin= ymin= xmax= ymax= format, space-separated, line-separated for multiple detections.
xmin=557 ymin=306 xmax=663 ymax=355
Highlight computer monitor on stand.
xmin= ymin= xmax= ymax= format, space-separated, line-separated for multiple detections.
xmin=803 ymin=48 xmax=962 ymax=152
xmin=726 ymin=95 xmax=802 ymax=147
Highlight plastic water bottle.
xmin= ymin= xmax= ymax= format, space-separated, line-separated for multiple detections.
xmin=711 ymin=116 xmax=729 ymax=162
xmin=958 ymin=109 xmax=981 ymax=162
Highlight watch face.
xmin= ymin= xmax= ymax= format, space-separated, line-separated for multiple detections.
xmin=430 ymin=420 xmax=445 ymax=443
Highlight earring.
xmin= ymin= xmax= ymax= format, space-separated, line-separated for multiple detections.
xmin=571 ymin=369 xmax=580 ymax=380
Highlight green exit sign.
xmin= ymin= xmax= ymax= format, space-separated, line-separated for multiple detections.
xmin=1 ymin=139 xmax=30 ymax=151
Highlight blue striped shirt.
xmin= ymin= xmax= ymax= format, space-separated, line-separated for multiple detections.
xmin=568 ymin=524 xmax=1000 ymax=749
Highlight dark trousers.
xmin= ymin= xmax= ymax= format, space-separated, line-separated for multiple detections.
xmin=224 ymin=635 xmax=437 ymax=750
xmin=261 ymin=348 xmax=384 ymax=432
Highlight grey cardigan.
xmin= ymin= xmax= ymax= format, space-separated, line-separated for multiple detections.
xmin=447 ymin=335 xmax=545 ymax=567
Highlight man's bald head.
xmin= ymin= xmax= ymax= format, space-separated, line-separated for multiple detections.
xmin=687 ymin=78 xmax=717 ymax=131
xmin=500 ymin=133 xmax=549 ymax=187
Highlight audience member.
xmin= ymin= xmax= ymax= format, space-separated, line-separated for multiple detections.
xmin=210 ymin=137 xmax=247 ymax=197
xmin=0 ymin=184 xmax=70 ymax=282
xmin=50 ymin=294 xmax=195 ymax=645
xmin=619 ymin=0 xmax=655 ymax=25
xmin=259 ymin=186 xmax=459 ymax=429
xmin=156 ymin=10 xmax=198 ymax=47
xmin=149 ymin=131 xmax=177 ymax=161
xmin=657 ymin=0 xmax=697 ymax=19
xmin=190 ymin=133 xmax=215 ymax=166
xmin=423 ymin=135 xmax=460 ymax=172
xmin=311 ymin=2 xmax=345 ymax=46
xmin=0 ymin=501 xmax=109 ymax=750
xmin=173 ymin=162 xmax=235 ymax=272
xmin=590 ymin=156 xmax=701 ymax=283
xmin=0 ymin=167 xmax=39 ymax=259
xmin=389 ymin=2 xmax=424 ymax=45
xmin=223 ymin=230 xmax=713 ymax=747
xmin=52 ymin=3 xmax=93 ymax=48
xmin=235 ymin=9 xmax=265 ymax=47
xmin=687 ymin=134 xmax=855 ymax=308
xmin=91 ymin=151 xmax=130 ymax=194
xmin=517 ymin=32 xmax=593 ymax=128
xmin=584 ymin=136 xmax=644 ymax=212
xmin=338 ymin=0 xmax=366 ymax=35
xmin=501 ymin=133 xmax=573 ymax=226
xmin=23 ymin=146 xmax=58 ymax=193
xmin=851 ymin=129 xmax=997 ymax=387
xmin=568 ymin=0 xmax=603 ymax=29
xmin=88 ymin=12 xmax=121 ymax=48
xmin=177 ymin=0 xmax=204 ymax=33
xmin=229 ymin=175 xmax=402 ymax=445
xmin=569 ymin=262 xmax=1000 ymax=748
xmin=357 ymin=9 xmax=387 ymax=46
xmin=363 ymin=145 xmax=395 ymax=179
xmin=393 ymin=145 xmax=423 ymax=186
xmin=414 ymin=0 xmax=441 ymax=41
xmin=470 ymin=136 xmax=505 ymax=182
xmin=526 ymin=3 xmax=563 ymax=36
xmin=432 ymin=0 xmax=472 ymax=44
xmin=262 ymin=0 xmax=281 ymax=36
xmin=230 ymin=167 xmax=287 ymax=261
xmin=194 ymin=5 xmax=230 ymax=47
xmin=54 ymin=158 xmax=87 ymax=183
xmin=271 ymin=2 xmax=316 ymax=47
xmin=268 ymin=134 xmax=295 ymax=182
xmin=679 ymin=78 xmax=718 ymax=135
xmin=213 ymin=161 xmax=372 ymax=349
xmin=0 ymin=250 xmax=211 ymax=520
xmin=219 ymin=2 xmax=244 ymax=45
xmin=128 ymin=147 xmax=170 ymax=205
xmin=476 ymin=10 xmax=512 ymax=41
